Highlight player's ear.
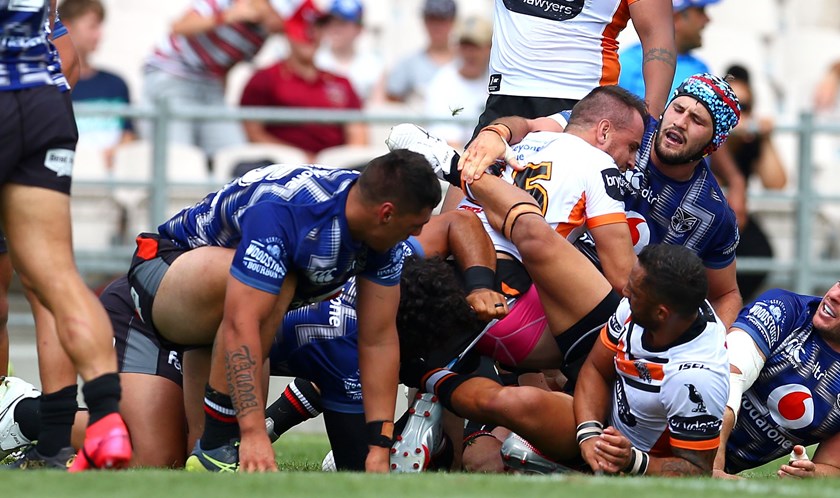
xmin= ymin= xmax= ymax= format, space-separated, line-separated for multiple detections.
xmin=379 ymin=202 xmax=396 ymax=223
xmin=597 ymin=119 xmax=611 ymax=144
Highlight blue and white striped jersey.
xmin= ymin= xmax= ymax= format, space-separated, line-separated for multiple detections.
xmin=0 ymin=0 xmax=54 ymax=90
xmin=726 ymin=288 xmax=840 ymax=473
xmin=159 ymin=164 xmax=406 ymax=309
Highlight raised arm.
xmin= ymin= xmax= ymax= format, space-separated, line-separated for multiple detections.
xmin=629 ymin=0 xmax=676 ymax=118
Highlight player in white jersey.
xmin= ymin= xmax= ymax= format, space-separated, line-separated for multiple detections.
xmin=414 ymin=244 xmax=727 ymax=476
xmin=472 ymin=0 xmax=675 ymax=138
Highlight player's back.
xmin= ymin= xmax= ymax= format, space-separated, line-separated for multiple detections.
xmin=159 ymin=164 xmax=359 ymax=249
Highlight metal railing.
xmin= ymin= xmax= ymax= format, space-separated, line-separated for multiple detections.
xmin=7 ymin=100 xmax=840 ymax=326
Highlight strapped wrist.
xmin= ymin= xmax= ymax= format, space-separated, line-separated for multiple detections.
xmin=463 ymin=266 xmax=495 ymax=294
xmin=623 ymin=446 xmax=649 ymax=475
xmin=480 ymin=124 xmax=512 ymax=143
xmin=366 ymin=420 xmax=394 ymax=448
xmin=575 ymin=420 xmax=604 ymax=446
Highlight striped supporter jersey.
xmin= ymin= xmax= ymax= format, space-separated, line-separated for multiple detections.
xmin=489 ymin=0 xmax=635 ymax=99
xmin=725 ymin=288 xmax=840 ymax=473
xmin=145 ymin=0 xmax=268 ymax=79
xmin=457 ymin=132 xmax=626 ymax=261
xmin=158 ymin=164 xmax=406 ymax=309
xmin=0 ymin=0 xmax=53 ymax=90
xmin=601 ymin=297 xmax=729 ymax=456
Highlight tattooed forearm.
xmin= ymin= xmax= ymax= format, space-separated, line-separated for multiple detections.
xmin=654 ymin=448 xmax=714 ymax=476
xmin=643 ymin=47 xmax=676 ymax=68
xmin=225 ymin=345 xmax=260 ymax=417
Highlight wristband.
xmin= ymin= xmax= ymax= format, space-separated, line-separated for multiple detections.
xmin=575 ymin=420 xmax=604 ymax=446
xmin=623 ymin=447 xmax=649 ymax=475
xmin=366 ymin=420 xmax=394 ymax=448
xmin=489 ymin=122 xmax=513 ymax=141
xmin=480 ymin=124 xmax=512 ymax=142
xmin=463 ymin=266 xmax=495 ymax=294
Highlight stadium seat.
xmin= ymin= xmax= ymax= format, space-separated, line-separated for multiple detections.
xmin=111 ymin=140 xmax=210 ymax=236
xmin=70 ymin=144 xmax=122 ymax=251
xmin=212 ymin=143 xmax=309 ymax=183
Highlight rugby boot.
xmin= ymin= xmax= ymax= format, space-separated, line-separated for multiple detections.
xmin=3 ymin=445 xmax=76 ymax=470
xmin=185 ymin=439 xmax=240 ymax=473
xmin=0 ymin=376 xmax=40 ymax=459
xmin=390 ymin=392 xmax=443 ymax=472
xmin=68 ymin=412 xmax=132 ymax=471
xmin=385 ymin=123 xmax=460 ymax=186
xmin=500 ymin=432 xmax=575 ymax=474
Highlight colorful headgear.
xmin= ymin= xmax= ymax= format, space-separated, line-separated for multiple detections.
xmin=667 ymin=73 xmax=741 ymax=157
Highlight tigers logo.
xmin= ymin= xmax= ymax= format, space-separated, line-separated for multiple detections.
xmin=635 ymin=361 xmax=652 ymax=383
xmin=768 ymin=384 xmax=814 ymax=429
xmin=671 ymin=207 xmax=699 ymax=234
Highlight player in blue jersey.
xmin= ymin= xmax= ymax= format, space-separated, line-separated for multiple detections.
xmin=449 ymin=72 xmax=743 ymax=326
xmin=127 ymin=151 xmax=443 ymax=472
xmin=713 ymin=283 xmax=840 ymax=478
xmin=0 ymin=0 xmax=131 ymax=471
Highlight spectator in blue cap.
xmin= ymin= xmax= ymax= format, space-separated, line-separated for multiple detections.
xmin=316 ymin=0 xmax=385 ymax=103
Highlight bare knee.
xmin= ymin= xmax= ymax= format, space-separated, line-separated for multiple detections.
xmin=510 ymin=216 xmax=556 ymax=260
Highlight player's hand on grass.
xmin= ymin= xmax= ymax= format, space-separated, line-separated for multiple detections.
xmin=238 ymin=433 xmax=278 ymax=473
xmin=365 ymin=445 xmax=390 ymax=473
xmin=591 ymin=426 xmax=634 ymax=474
xmin=712 ymin=468 xmax=742 ymax=479
xmin=778 ymin=445 xmax=816 ymax=479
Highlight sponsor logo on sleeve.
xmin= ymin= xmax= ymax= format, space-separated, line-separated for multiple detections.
xmin=669 ymin=414 xmax=722 ymax=436
xmin=602 ymin=168 xmax=623 ymax=201
xmin=685 ymin=384 xmax=708 ymax=413
xmin=745 ymin=300 xmax=782 ymax=346
xmin=44 ymin=148 xmax=74 ymax=177
xmin=243 ymin=240 xmax=284 ymax=280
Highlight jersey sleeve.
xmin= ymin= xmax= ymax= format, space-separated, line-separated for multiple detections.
xmin=584 ymin=163 xmax=628 ymax=229
xmin=730 ymin=288 xmax=805 ymax=358
xmin=696 ymin=184 xmax=739 ymax=269
xmin=357 ymin=243 xmax=407 ymax=287
xmin=662 ymin=367 xmax=727 ymax=452
xmin=600 ymin=297 xmax=631 ymax=351
xmin=230 ymin=202 xmax=295 ymax=294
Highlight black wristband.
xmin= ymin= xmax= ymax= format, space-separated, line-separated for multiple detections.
xmin=366 ymin=420 xmax=394 ymax=448
xmin=463 ymin=266 xmax=495 ymax=294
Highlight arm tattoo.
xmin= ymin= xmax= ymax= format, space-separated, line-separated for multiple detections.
xmin=658 ymin=448 xmax=715 ymax=476
xmin=643 ymin=47 xmax=676 ymax=68
xmin=225 ymin=345 xmax=260 ymax=417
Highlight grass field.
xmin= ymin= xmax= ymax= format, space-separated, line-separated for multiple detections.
xmin=2 ymin=435 xmax=836 ymax=498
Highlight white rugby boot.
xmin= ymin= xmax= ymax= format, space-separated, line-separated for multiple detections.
xmin=389 ymin=392 xmax=443 ymax=472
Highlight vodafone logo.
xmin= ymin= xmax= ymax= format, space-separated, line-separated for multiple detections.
xmin=767 ymin=385 xmax=814 ymax=429
xmin=626 ymin=211 xmax=650 ymax=254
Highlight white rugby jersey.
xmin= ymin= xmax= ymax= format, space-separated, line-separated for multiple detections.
xmin=489 ymin=0 xmax=635 ymax=99
xmin=601 ymin=297 xmax=729 ymax=456
xmin=457 ymin=132 xmax=626 ymax=260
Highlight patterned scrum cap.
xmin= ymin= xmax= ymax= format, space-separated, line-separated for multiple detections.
xmin=669 ymin=73 xmax=741 ymax=156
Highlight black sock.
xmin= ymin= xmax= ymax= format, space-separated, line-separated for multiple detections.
xmin=265 ymin=378 xmax=322 ymax=442
xmin=201 ymin=385 xmax=239 ymax=450
xmin=36 ymin=385 xmax=78 ymax=457
xmin=82 ymin=373 xmax=121 ymax=425
xmin=14 ymin=397 xmax=41 ymax=442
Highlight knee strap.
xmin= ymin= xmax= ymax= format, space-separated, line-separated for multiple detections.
xmin=501 ymin=201 xmax=543 ymax=241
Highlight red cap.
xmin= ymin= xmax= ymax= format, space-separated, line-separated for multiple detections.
xmin=283 ymin=0 xmax=329 ymax=43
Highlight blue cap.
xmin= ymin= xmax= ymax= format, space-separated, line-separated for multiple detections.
xmin=330 ymin=0 xmax=363 ymax=23
xmin=672 ymin=0 xmax=720 ymax=13
xmin=668 ymin=73 xmax=740 ymax=156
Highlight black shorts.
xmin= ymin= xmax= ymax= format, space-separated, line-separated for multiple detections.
xmin=127 ymin=233 xmax=188 ymax=330
xmin=100 ymin=276 xmax=184 ymax=387
xmin=470 ymin=94 xmax=579 ymax=143
xmin=0 ymin=86 xmax=77 ymax=194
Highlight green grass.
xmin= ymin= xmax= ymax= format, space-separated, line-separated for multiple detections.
xmin=2 ymin=435 xmax=837 ymax=498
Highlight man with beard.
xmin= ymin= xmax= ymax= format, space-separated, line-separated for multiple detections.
xmin=455 ymin=72 xmax=742 ymax=326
